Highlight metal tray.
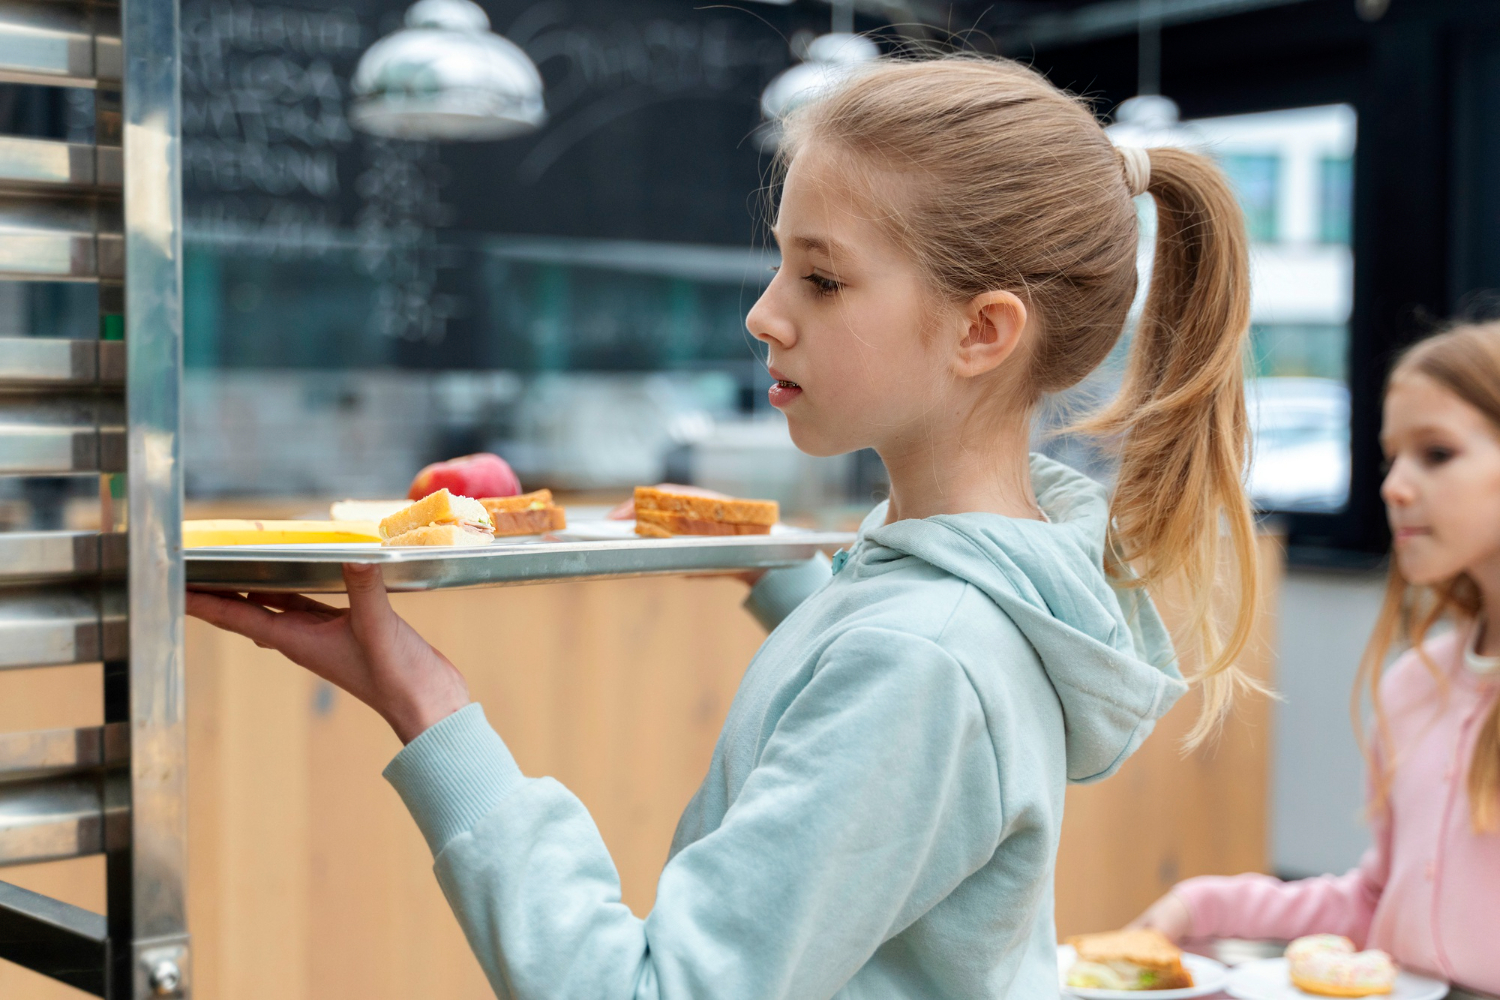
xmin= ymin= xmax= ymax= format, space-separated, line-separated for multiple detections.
xmin=185 ymin=529 xmax=854 ymax=593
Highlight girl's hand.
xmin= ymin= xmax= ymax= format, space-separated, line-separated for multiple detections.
xmin=1126 ymin=891 xmax=1193 ymax=942
xmin=185 ymin=564 xmax=471 ymax=744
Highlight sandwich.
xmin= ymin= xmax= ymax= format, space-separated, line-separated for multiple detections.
xmin=378 ymin=489 xmax=494 ymax=547
xmin=479 ymin=489 xmax=567 ymax=537
xmin=1064 ymin=929 xmax=1194 ymax=991
xmin=632 ymin=486 xmax=778 ymax=538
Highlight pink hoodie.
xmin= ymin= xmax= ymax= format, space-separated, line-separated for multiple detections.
xmin=1175 ymin=630 xmax=1500 ymax=994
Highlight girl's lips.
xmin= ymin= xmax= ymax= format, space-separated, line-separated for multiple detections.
xmin=768 ymin=379 xmax=802 ymax=408
xmin=1393 ymin=527 xmax=1430 ymax=544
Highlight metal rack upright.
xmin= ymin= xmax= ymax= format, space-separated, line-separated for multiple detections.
xmin=0 ymin=0 xmax=187 ymax=995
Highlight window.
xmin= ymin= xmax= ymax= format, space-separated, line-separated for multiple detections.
xmin=1220 ymin=154 xmax=1280 ymax=242
xmin=1320 ymin=156 xmax=1354 ymax=244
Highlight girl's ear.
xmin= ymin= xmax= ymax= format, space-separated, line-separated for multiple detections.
xmin=954 ymin=290 xmax=1029 ymax=379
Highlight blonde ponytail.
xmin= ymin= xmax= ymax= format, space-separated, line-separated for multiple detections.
xmin=1076 ymin=147 xmax=1262 ymax=749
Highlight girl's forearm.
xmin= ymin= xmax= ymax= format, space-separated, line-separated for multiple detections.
xmin=1174 ymin=865 xmax=1380 ymax=944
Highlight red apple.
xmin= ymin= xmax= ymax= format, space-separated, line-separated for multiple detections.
xmin=408 ymin=453 xmax=521 ymax=501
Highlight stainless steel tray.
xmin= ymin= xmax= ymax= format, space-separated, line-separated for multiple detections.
xmin=185 ymin=530 xmax=854 ymax=593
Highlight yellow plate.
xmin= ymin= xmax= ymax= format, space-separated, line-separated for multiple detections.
xmin=183 ymin=520 xmax=381 ymax=547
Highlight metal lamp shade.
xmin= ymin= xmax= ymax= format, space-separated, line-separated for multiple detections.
xmin=1106 ymin=94 xmax=1203 ymax=150
xmin=759 ymin=32 xmax=878 ymax=122
xmin=350 ymin=0 xmax=545 ymax=142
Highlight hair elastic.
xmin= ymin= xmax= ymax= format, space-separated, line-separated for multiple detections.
xmin=1117 ymin=146 xmax=1151 ymax=198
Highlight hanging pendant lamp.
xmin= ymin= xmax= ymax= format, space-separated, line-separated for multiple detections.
xmin=757 ymin=2 xmax=877 ymax=150
xmin=350 ymin=0 xmax=545 ymax=142
xmin=1104 ymin=0 xmax=1201 ymax=151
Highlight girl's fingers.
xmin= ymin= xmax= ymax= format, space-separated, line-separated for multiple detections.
xmin=342 ymin=563 xmax=394 ymax=620
xmin=248 ymin=591 xmax=341 ymax=618
xmin=185 ymin=591 xmax=290 ymax=647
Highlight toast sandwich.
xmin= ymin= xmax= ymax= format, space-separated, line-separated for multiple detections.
xmin=379 ymin=489 xmax=494 ymax=547
xmin=480 ymin=490 xmax=567 ymax=537
xmin=633 ymin=486 xmax=777 ymax=538
xmin=1065 ymin=929 xmax=1194 ymax=991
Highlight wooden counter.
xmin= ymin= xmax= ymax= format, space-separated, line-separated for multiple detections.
xmin=0 ymin=537 xmax=1281 ymax=999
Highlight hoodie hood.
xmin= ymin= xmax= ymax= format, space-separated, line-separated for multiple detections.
xmin=859 ymin=454 xmax=1185 ymax=783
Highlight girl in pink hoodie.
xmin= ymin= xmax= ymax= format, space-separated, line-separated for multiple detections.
xmin=1135 ymin=321 xmax=1500 ymax=995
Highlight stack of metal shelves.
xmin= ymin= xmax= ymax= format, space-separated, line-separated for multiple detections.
xmin=0 ymin=0 xmax=187 ymax=995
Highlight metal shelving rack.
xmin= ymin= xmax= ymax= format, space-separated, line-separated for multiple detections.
xmin=0 ymin=0 xmax=187 ymax=994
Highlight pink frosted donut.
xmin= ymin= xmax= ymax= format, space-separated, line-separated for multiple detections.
xmin=1286 ymin=935 xmax=1357 ymax=964
xmin=1285 ymin=935 xmax=1397 ymax=997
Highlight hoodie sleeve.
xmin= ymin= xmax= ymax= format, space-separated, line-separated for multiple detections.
xmin=741 ymin=553 xmax=832 ymax=631
xmin=383 ymin=626 xmax=1002 ymax=1000
xmin=1173 ymin=848 xmax=1385 ymax=946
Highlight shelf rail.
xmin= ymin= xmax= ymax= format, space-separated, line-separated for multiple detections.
xmin=0 ymin=0 xmax=186 ymax=993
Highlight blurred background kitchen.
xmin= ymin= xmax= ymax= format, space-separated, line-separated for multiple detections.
xmin=4 ymin=0 xmax=1500 ymax=995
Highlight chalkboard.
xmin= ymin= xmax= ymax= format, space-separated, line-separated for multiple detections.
xmin=181 ymin=0 xmax=817 ymax=248
xmin=179 ymin=0 xmax=823 ymax=365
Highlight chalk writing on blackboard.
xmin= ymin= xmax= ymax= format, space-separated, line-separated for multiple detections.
xmin=181 ymin=0 xmax=363 ymax=253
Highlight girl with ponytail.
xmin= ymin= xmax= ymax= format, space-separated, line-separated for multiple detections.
xmin=1136 ymin=322 xmax=1500 ymax=996
xmin=186 ymin=55 xmax=1260 ymax=998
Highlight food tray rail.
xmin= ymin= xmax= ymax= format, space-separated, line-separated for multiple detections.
xmin=185 ymin=531 xmax=855 ymax=594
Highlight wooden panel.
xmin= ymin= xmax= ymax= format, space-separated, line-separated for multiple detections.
xmin=186 ymin=575 xmax=761 ymax=1000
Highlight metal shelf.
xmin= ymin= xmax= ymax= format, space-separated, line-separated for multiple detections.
xmin=186 ymin=531 xmax=854 ymax=594
xmin=0 ymin=192 xmax=123 ymax=281
xmin=0 ymin=0 xmax=120 ymax=88
xmin=0 ymin=339 xmax=126 ymax=388
xmin=0 ymin=0 xmax=185 ymax=988
xmin=0 ymin=585 xmax=127 ymax=669
xmin=0 ymin=531 xmax=127 ymax=585
xmin=0 ymin=392 xmax=125 ymax=474
xmin=0 ymin=137 xmax=122 ymax=192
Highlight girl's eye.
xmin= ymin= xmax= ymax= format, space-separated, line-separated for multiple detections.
xmin=1421 ymin=445 xmax=1455 ymax=466
xmin=802 ymin=272 xmax=841 ymax=296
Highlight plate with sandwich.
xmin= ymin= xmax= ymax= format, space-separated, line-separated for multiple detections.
xmin=367 ymin=489 xmax=564 ymax=546
xmin=554 ymin=486 xmax=783 ymax=541
xmin=1060 ymin=929 xmax=1229 ymax=998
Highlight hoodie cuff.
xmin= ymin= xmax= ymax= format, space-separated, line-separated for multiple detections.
xmin=743 ymin=552 xmax=832 ymax=631
xmin=383 ymin=703 xmax=524 ymax=856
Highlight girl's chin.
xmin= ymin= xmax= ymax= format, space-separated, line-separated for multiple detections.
xmin=1395 ymin=553 xmax=1459 ymax=587
xmin=784 ymin=420 xmax=858 ymax=459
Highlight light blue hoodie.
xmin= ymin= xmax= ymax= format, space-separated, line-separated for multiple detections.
xmin=383 ymin=454 xmax=1185 ymax=999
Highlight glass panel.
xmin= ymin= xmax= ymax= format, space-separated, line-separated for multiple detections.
xmin=170 ymin=0 xmax=871 ymax=516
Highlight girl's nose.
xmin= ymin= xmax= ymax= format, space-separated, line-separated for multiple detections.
xmin=746 ymin=281 xmax=796 ymax=350
xmin=1380 ymin=460 xmax=1414 ymax=507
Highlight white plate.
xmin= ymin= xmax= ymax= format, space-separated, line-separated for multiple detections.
xmin=549 ymin=519 xmax=641 ymax=541
xmin=1225 ymin=957 xmax=1447 ymax=1000
xmin=1059 ymin=945 xmax=1230 ymax=999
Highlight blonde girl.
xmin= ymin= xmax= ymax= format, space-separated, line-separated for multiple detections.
xmin=1135 ymin=322 xmax=1500 ymax=996
xmin=188 ymin=55 xmax=1259 ymax=999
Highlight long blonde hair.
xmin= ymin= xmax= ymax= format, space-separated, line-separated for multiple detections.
xmin=1358 ymin=320 xmax=1500 ymax=832
xmin=779 ymin=56 xmax=1259 ymax=748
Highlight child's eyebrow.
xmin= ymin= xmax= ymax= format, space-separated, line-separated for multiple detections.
xmin=788 ymin=233 xmax=853 ymax=262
